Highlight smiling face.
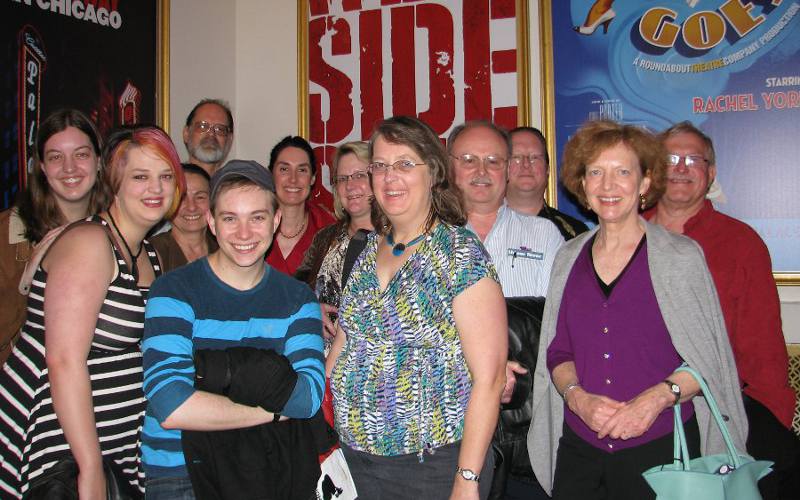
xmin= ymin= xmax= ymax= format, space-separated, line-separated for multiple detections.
xmin=207 ymin=184 xmax=280 ymax=271
xmin=661 ymin=131 xmax=716 ymax=213
xmin=509 ymin=129 xmax=548 ymax=197
xmin=40 ymin=126 xmax=99 ymax=215
xmin=172 ymin=171 xmax=210 ymax=235
xmin=334 ymin=152 xmax=372 ymax=220
xmin=582 ymin=142 xmax=650 ymax=227
xmin=114 ymin=146 xmax=177 ymax=227
xmin=370 ymin=135 xmax=433 ymax=230
xmin=272 ymin=146 xmax=314 ymax=208
xmin=451 ymin=126 xmax=508 ymax=211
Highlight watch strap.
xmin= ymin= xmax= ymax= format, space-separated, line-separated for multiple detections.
xmin=663 ymin=379 xmax=680 ymax=405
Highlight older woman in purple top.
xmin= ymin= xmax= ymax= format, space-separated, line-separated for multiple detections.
xmin=528 ymin=120 xmax=747 ymax=500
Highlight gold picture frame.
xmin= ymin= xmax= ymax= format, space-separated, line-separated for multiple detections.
xmin=537 ymin=0 xmax=798 ymax=285
xmin=297 ymin=0 xmax=533 ymax=139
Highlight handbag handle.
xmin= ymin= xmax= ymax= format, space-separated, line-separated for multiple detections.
xmin=672 ymin=403 xmax=690 ymax=468
xmin=672 ymin=365 xmax=742 ymax=471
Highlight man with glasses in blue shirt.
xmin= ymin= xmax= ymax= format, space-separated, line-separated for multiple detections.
xmin=183 ymin=98 xmax=234 ymax=174
xmin=448 ymin=121 xmax=563 ymax=500
xmin=449 ymin=121 xmax=563 ymax=298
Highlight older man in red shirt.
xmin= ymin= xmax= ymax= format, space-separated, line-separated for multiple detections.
xmin=646 ymin=121 xmax=798 ymax=500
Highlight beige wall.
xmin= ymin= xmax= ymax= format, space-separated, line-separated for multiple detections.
xmin=169 ymin=0 xmax=297 ymax=165
xmin=169 ymin=0 xmax=798 ymax=341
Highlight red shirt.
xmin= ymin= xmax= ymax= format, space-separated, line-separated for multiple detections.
xmin=646 ymin=200 xmax=794 ymax=427
xmin=267 ymin=202 xmax=335 ymax=276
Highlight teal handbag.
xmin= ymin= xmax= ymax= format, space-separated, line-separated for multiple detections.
xmin=642 ymin=366 xmax=772 ymax=500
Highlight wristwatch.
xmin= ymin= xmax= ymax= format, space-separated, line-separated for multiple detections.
xmin=456 ymin=467 xmax=480 ymax=482
xmin=663 ymin=379 xmax=681 ymax=405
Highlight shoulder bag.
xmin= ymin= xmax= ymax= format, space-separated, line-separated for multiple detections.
xmin=642 ymin=365 xmax=772 ymax=500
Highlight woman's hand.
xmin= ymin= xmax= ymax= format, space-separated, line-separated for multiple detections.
xmin=567 ymin=388 xmax=625 ymax=433
xmin=596 ymin=384 xmax=673 ymax=440
xmin=598 ymin=370 xmax=700 ymax=440
xmin=449 ymin=476 xmax=480 ymax=500
xmin=319 ymin=303 xmax=338 ymax=340
xmin=18 ymin=225 xmax=67 ymax=295
xmin=77 ymin=462 xmax=106 ymax=500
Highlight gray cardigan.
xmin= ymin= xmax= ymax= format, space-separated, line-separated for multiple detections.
xmin=526 ymin=219 xmax=748 ymax=494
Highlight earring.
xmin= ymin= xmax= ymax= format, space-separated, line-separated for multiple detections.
xmin=640 ymin=194 xmax=646 ymax=211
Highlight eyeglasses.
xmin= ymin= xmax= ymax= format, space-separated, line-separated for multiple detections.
xmin=509 ymin=154 xmax=546 ymax=167
xmin=333 ymin=170 xmax=369 ymax=185
xmin=368 ymin=159 xmax=425 ymax=174
xmin=193 ymin=121 xmax=231 ymax=137
xmin=451 ymin=153 xmax=507 ymax=171
xmin=666 ymin=154 xmax=708 ymax=169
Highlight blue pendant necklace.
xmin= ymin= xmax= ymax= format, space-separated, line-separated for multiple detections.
xmin=386 ymin=231 xmax=426 ymax=256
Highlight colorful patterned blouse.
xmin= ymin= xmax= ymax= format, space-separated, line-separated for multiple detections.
xmin=331 ymin=222 xmax=498 ymax=457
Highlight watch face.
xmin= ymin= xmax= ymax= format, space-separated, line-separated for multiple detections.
xmin=670 ymin=383 xmax=680 ymax=394
xmin=458 ymin=468 xmax=479 ymax=481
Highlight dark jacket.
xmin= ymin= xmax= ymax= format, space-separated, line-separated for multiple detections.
xmin=182 ymin=347 xmax=321 ymax=500
xmin=489 ymin=297 xmax=545 ymax=499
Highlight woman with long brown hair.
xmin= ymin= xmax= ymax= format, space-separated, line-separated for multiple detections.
xmin=0 ymin=108 xmax=108 ymax=366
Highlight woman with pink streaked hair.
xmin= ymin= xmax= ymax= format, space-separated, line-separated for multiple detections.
xmin=0 ymin=126 xmax=184 ymax=498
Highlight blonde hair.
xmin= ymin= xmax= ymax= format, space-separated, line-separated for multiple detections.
xmin=331 ymin=141 xmax=369 ymax=220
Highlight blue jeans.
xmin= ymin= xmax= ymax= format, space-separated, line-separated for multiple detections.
xmin=145 ymin=476 xmax=195 ymax=500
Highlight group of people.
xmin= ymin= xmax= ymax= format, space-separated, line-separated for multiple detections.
xmin=0 ymin=97 xmax=795 ymax=500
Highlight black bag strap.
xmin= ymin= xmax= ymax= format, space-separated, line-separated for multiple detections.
xmin=341 ymin=229 xmax=369 ymax=288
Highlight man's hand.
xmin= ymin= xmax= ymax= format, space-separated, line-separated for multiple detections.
xmin=320 ymin=303 xmax=338 ymax=340
xmin=500 ymin=361 xmax=529 ymax=404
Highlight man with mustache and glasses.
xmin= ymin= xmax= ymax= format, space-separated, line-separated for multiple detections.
xmin=449 ymin=121 xmax=563 ymax=297
xmin=449 ymin=121 xmax=563 ymax=500
xmin=645 ymin=121 xmax=798 ymax=500
xmin=182 ymin=99 xmax=234 ymax=174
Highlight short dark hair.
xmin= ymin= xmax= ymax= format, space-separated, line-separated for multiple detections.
xmin=182 ymin=163 xmax=211 ymax=183
xmin=659 ymin=121 xmax=716 ymax=166
xmin=447 ymin=120 xmax=512 ymax=157
xmin=268 ymin=136 xmax=317 ymax=177
xmin=185 ymin=98 xmax=234 ymax=132
xmin=510 ymin=126 xmax=549 ymax=166
xmin=561 ymin=120 xmax=666 ymax=210
xmin=369 ymin=116 xmax=466 ymax=233
xmin=209 ymin=175 xmax=278 ymax=214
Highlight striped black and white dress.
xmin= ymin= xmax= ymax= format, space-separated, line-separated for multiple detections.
xmin=0 ymin=216 xmax=159 ymax=498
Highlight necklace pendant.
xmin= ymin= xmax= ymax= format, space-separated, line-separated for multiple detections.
xmin=391 ymin=243 xmax=406 ymax=256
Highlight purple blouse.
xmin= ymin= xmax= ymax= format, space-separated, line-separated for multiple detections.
xmin=546 ymin=236 xmax=694 ymax=452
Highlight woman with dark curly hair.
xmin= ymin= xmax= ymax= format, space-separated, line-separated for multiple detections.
xmin=327 ymin=116 xmax=507 ymax=499
xmin=266 ymin=135 xmax=335 ymax=275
